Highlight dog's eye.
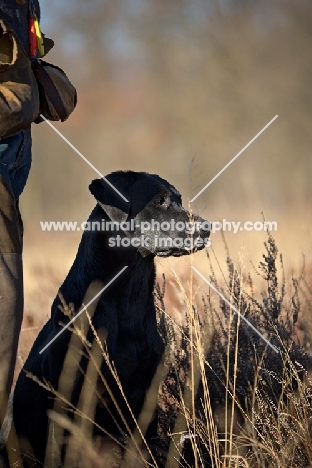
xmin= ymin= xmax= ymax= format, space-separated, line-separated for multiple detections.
xmin=153 ymin=196 xmax=166 ymax=206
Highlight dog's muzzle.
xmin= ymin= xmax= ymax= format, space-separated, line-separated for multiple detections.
xmin=154 ymin=215 xmax=211 ymax=258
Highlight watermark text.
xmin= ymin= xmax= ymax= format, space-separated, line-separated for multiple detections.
xmin=40 ymin=219 xmax=277 ymax=235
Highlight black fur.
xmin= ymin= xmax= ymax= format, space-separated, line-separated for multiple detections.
xmin=10 ymin=171 xmax=210 ymax=466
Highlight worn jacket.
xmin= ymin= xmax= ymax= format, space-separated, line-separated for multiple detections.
xmin=0 ymin=0 xmax=54 ymax=138
xmin=0 ymin=0 xmax=41 ymax=55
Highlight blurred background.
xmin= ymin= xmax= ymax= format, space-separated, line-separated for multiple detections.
xmin=18 ymin=0 xmax=312 ymax=361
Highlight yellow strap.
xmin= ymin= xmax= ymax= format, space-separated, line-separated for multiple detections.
xmin=34 ymin=15 xmax=45 ymax=57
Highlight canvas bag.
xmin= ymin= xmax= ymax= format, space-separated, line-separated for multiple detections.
xmin=31 ymin=58 xmax=77 ymax=123
xmin=0 ymin=17 xmax=40 ymax=138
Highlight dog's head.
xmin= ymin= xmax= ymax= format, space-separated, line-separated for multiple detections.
xmin=89 ymin=171 xmax=210 ymax=257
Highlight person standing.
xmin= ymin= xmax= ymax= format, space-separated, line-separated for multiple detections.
xmin=0 ymin=1 xmax=75 ymax=464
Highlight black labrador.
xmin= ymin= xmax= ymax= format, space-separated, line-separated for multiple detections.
xmin=10 ymin=171 xmax=210 ymax=466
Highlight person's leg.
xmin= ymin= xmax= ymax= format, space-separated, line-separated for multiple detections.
xmin=0 ymin=175 xmax=23 ymax=467
xmin=0 ymin=174 xmax=23 ymax=399
xmin=0 ymin=128 xmax=31 ymax=397
xmin=0 ymin=130 xmax=31 ymax=466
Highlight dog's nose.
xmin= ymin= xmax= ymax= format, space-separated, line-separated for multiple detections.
xmin=186 ymin=215 xmax=211 ymax=252
xmin=193 ymin=215 xmax=211 ymax=237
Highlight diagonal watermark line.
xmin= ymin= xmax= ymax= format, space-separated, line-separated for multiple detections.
xmin=190 ymin=115 xmax=278 ymax=202
xmin=39 ymin=265 xmax=128 ymax=354
xmin=40 ymin=115 xmax=129 ymax=202
xmin=191 ymin=266 xmax=279 ymax=353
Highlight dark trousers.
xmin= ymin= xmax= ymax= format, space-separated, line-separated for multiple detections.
xmin=0 ymin=129 xmax=31 ymax=466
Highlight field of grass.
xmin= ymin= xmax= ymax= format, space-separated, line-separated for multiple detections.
xmin=12 ymin=222 xmax=312 ymax=467
xmin=1 ymin=1 xmax=311 ymax=465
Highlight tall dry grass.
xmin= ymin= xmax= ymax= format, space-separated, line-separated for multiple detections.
xmin=10 ymin=233 xmax=312 ymax=467
xmin=154 ymin=235 xmax=312 ymax=468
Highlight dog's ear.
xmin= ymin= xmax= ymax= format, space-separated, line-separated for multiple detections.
xmin=89 ymin=173 xmax=133 ymax=224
